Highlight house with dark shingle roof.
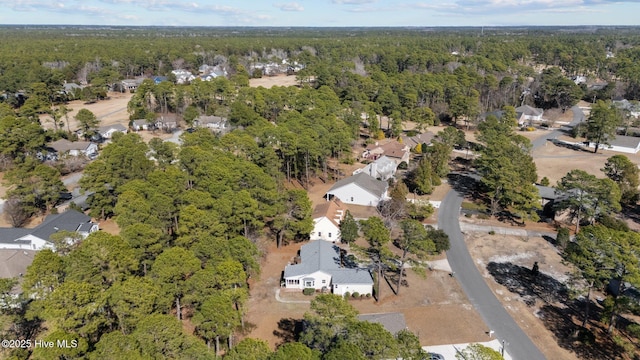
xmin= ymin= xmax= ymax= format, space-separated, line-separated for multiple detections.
xmin=98 ymin=124 xmax=128 ymax=140
xmin=283 ymin=240 xmax=373 ymax=296
xmin=0 ymin=210 xmax=99 ymax=251
xmin=326 ymin=172 xmax=389 ymax=207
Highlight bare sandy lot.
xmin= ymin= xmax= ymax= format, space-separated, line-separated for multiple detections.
xmin=465 ymin=229 xmax=579 ymax=360
xmin=249 ymin=75 xmax=299 ymax=89
xmin=40 ymin=92 xmax=133 ymax=132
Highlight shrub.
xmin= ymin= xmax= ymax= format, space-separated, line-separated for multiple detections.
xmin=397 ymin=161 xmax=408 ymax=170
xmin=352 ymin=292 xmax=360 ymax=298
xmin=365 ymin=293 xmax=371 ymax=298
xmin=488 ymin=230 xmax=495 ymax=235
xmin=556 ymin=227 xmax=570 ymax=249
xmin=343 ymin=292 xmax=350 ymax=299
xmin=540 ymin=176 xmax=550 ymax=186
xmin=303 ymin=288 xmax=315 ymax=296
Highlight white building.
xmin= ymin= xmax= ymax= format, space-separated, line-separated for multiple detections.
xmin=48 ymin=139 xmax=98 ymax=159
xmin=310 ymin=198 xmax=345 ymax=242
xmin=326 ymin=172 xmax=389 ymax=207
xmin=353 ymin=155 xmax=398 ymax=181
xmin=0 ymin=210 xmax=99 ymax=251
xmin=98 ymin=124 xmax=128 ymax=140
xmin=589 ymin=135 xmax=640 ymax=154
xmin=283 ymin=240 xmax=373 ymax=296
xmin=515 ymin=105 xmax=544 ymax=122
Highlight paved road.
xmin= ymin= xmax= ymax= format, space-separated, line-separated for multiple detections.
xmin=531 ymin=104 xmax=585 ymax=150
xmin=439 ymin=189 xmax=546 ymax=360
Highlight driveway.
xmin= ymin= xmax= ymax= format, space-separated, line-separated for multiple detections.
xmin=438 ymin=188 xmax=546 ymax=360
xmin=531 ymin=105 xmax=585 ymax=151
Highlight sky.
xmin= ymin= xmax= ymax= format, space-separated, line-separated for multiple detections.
xmin=0 ymin=0 xmax=639 ymax=27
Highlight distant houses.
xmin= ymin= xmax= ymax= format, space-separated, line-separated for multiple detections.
xmin=194 ymin=115 xmax=227 ymax=131
xmin=588 ymin=135 xmax=640 ymax=154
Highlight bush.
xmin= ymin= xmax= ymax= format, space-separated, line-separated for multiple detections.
xmin=352 ymin=292 xmax=360 ymax=298
xmin=303 ymin=288 xmax=315 ymax=296
xmin=597 ymin=214 xmax=630 ymax=232
xmin=540 ymin=176 xmax=550 ymax=186
xmin=397 ymin=161 xmax=408 ymax=170
xmin=365 ymin=293 xmax=371 ymax=298
xmin=556 ymin=227 xmax=570 ymax=249
xmin=488 ymin=230 xmax=495 ymax=235
xmin=343 ymin=292 xmax=350 ymax=299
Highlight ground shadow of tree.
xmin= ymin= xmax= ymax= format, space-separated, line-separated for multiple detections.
xmin=537 ymin=302 xmax=627 ymax=359
xmin=273 ymin=317 xmax=305 ymax=345
xmin=486 ymin=262 xmax=629 ymax=359
xmin=486 ymin=262 xmax=568 ymax=306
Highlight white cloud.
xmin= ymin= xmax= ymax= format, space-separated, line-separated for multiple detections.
xmin=332 ymin=0 xmax=376 ymax=4
xmin=274 ymin=2 xmax=304 ymax=11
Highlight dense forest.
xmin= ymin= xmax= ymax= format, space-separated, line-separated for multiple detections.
xmin=2 ymin=26 xmax=640 ymax=359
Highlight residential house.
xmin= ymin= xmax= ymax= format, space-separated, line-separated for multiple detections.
xmin=194 ymin=115 xmax=227 ymax=131
xmin=283 ymin=240 xmax=373 ymax=296
xmin=515 ymin=105 xmax=544 ymax=122
xmin=400 ymin=131 xmax=436 ymax=150
xmin=48 ymin=139 xmax=98 ymax=159
xmin=131 ymin=119 xmax=154 ymax=131
xmin=171 ymin=69 xmax=196 ymax=84
xmin=0 ymin=249 xmax=36 ymax=304
xmin=120 ymin=79 xmax=143 ymax=92
xmin=613 ymin=99 xmax=640 ymax=118
xmin=153 ymin=76 xmax=168 ymax=85
xmin=98 ymin=124 xmax=128 ymax=140
xmin=353 ymin=155 xmax=397 ymax=181
xmin=479 ymin=109 xmax=526 ymax=127
xmin=156 ymin=115 xmax=179 ymax=132
xmin=362 ymin=140 xmax=410 ymax=166
xmin=0 ymin=209 xmax=99 ymax=251
xmin=326 ymin=172 xmax=389 ymax=207
xmin=588 ymin=135 xmax=640 ymax=154
xmin=310 ymin=198 xmax=345 ymax=242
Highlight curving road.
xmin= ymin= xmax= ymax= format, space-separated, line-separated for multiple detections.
xmin=439 ymin=188 xmax=546 ymax=360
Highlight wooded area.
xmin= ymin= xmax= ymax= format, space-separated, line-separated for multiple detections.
xmin=2 ymin=26 xmax=640 ymax=359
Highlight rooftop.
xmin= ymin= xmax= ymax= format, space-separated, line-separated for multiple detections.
xmin=328 ymin=172 xmax=388 ymax=198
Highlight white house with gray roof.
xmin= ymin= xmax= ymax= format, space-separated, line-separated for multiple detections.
xmin=326 ymin=172 xmax=389 ymax=207
xmin=588 ymin=135 xmax=640 ymax=154
xmin=0 ymin=210 xmax=99 ymax=251
xmin=353 ymin=155 xmax=397 ymax=181
xmin=283 ymin=240 xmax=373 ymax=296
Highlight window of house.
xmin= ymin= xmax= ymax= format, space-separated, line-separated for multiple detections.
xmin=305 ymin=280 xmax=314 ymax=287
xmin=328 ymin=233 xmax=332 ymax=238
xmin=322 ymin=280 xmax=326 ymax=284
xmin=350 ymin=197 xmax=354 ymax=201
xmin=318 ymin=232 xmax=322 ymax=237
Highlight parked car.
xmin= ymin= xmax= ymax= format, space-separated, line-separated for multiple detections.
xmin=426 ymin=353 xmax=444 ymax=360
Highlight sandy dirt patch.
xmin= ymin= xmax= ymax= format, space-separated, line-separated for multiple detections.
xmin=466 ymin=230 xmax=580 ymax=360
xmin=249 ymin=75 xmax=299 ymax=89
xmin=40 ymin=92 xmax=133 ymax=132
xmin=244 ymin=239 xmax=489 ymax=350
xmin=532 ymin=139 xmax=619 ymax=185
